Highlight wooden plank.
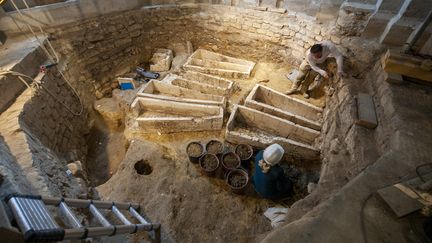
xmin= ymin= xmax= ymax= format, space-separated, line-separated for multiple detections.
xmin=378 ymin=186 xmax=423 ymax=217
xmin=382 ymin=49 xmax=432 ymax=83
xmin=355 ymin=93 xmax=378 ymax=129
xmin=378 ymin=171 xmax=432 ymax=218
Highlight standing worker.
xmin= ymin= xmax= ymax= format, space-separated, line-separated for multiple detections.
xmin=286 ymin=40 xmax=346 ymax=98
xmin=253 ymin=144 xmax=293 ymax=201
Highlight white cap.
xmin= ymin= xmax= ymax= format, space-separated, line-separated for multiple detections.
xmin=263 ymin=144 xmax=284 ymax=166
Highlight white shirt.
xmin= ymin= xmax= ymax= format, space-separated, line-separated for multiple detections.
xmin=306 ymin=41 xmax=344 ymax=76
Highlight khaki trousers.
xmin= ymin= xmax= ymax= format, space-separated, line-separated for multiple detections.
xmin=294 ymin=58 xmax=335 ymax=91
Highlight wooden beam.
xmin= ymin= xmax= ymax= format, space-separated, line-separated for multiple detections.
xmin=381 ymin=49 xmax=432 ymax=83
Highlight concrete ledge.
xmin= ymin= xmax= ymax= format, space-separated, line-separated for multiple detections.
xmin=183 ymin=49 xmax=256 ymax=79
xmin=0 ymin=36 xmax=46 ymax=113
xmin=137 ymin=80 xmax=226 ymax=107
xmin=226 ymin=105 xmax=320 ymax=160
xmin=245 ymin=85 xmax=322 ymax=131
xmin=163 ymin=73 xmax=233 ymax=96
xmin=130 ymin=97 xmax=223 ymax=133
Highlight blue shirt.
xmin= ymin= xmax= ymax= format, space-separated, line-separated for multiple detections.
xmin=253 ymin=151 xmax=292 ymax=200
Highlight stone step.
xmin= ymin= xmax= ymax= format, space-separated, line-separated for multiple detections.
xmin=226 ymin=105 xmax=320 ymax=160
xmin=130 ymin=97 xmax=223 ymax=133
xmin=245 ymin=84 xmax=322 ymax=131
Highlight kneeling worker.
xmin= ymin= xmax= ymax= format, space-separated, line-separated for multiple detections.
xmin=253 ymin=144 xmax=293 ymax=200
xmin=286 ymin=40 xmax=346 ymax=98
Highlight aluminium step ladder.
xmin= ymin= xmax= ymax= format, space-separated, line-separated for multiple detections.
xmin=2 ymin=194 xmax=161 ymax=242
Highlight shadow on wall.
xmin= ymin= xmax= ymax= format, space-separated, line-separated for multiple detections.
xmin=85 ymin=108 xmax=129 ymax=187
xmin=19 ymin=68 xmax=89 ymax=159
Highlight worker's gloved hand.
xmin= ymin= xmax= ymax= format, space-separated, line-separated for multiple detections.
xmin=337 ymin=71 xmax=347 ymax=78
xmin=322 ymin=71 xmax=330 ymax=79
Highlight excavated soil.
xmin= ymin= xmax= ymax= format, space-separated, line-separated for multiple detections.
xmin=223 ymin=153 xmax=241 ymax=169
xmin=134 ymin=160 xmax=153 ymax=175
xmin=186 ymin=142 xmax=203 ymax=157
xmin=228 ymin=171 xmax=248 ymax=188
xmin=206 ymin=140 xmax=224 ymax=154
xmin=236 ymin=144 xmax=253 ymax=160
xmin=86 ymin=117 xmax=128 ymax=186
xmin=200 ymin=154 xmax=219 ymax=171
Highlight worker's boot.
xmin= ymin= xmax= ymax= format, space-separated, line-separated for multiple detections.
xmin=286 ymin=83 xmax=300 ymax=95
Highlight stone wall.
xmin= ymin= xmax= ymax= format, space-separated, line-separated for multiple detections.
xmin=0 ymin=0 xmax=341 ymax=36
xmin=20 ymin=69 xmax=89 ymax=158
xmin=46 ymin=4 xmax=332 ymax=98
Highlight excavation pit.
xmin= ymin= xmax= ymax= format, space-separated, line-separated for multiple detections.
xmin=0 ymin=0 xmax=429 ymax=241
xmin=226 ymin=169 xmax=249 ymax=194
xmin=163 ymin=72 xmax=234 ymax=97
xmin=235 ymin=144 xmax=253 ymax=161
xmin=205 ymin=140 xmax=224 ymax=155
xmin=1 ymin=33 xmax=326 ymax=243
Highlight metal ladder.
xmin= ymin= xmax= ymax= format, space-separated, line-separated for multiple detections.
xmin=4 ymin=194 xmax=161 ymax=242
